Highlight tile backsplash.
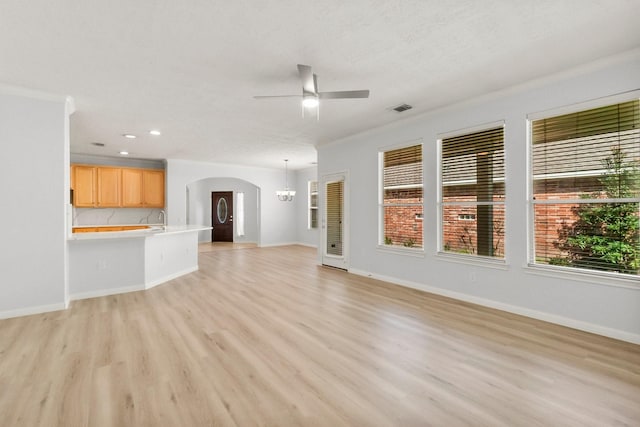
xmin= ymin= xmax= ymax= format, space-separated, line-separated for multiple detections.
xmin=74 ymin=208 xmax=164 ymax=226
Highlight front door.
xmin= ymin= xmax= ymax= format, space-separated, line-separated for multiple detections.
xmin=212 ymin=191 xmax=233 ymax=242
xmin=322 ymin=173 xmax=348 ymax=270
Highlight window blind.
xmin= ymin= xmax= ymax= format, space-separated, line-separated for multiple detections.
xmin=442 ymin=127 xmax=505 ymax=197
xmin=532 ymin=100 xmax=640 ymax=196
xmin=531 ymin=99 xmax=640 ymax=275
xmin=381 ymin=144 xmax=423 ymax=248
xmin=441 ymin=126 xmax=505 ymax=258
xmin=326 ymin=181 xmax=343 ymax=256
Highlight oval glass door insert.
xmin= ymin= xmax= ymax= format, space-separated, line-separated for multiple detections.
xmin=217 ymin=197 xmax=228 ymax=223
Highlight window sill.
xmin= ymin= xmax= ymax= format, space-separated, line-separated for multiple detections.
xmin=524 ymin=264 xmax=640 ymax=290
xmin=377 ymin=245 xmax=425 ymax=258
xmin=435 ymin=251 xmax=508 ymax=270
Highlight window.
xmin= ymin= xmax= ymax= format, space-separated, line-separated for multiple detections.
xmin=440 ymin=126 xmax=505 ymax=258
xmin=308 ymin=180 xmax=318 ymax=229
xmin=236 ymin=192 xmax=245 ymax=236
xmin=380 ymin=143 xmax=423 ymax=249
xmin=530 ymin=99 xmax=640 ymax=276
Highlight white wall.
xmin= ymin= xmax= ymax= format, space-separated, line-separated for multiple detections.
xmin=0 ymin=90 xmax=70 ymax=317
xmin=295 ymin=166 xmax=319 ymax=248
xmin=167 ymin=159 xmax=297 ymax=246
xmin=317 ymin=50 xmax=640 ymax=343
xmin=187 ymin=177 xmax=260 ymax=243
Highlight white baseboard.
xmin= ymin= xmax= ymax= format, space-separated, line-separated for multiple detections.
xmin=0 ymin=302 xmax=67 ymax=320
xmin=295 ymin=242 xmax=318 ymax=248
xmin=259 ymin=241 xmax=299 ymax=248
xmin=69 ymin=284 xmax=145 ymax=301
xmin=145 ymin=265 xmax=199 ymax=289
xmin=349 ymin=268 xmax=640 ymax=345
xmin=259 ymin=242 xmax=318 ymax=248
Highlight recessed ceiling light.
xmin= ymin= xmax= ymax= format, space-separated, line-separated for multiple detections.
xmin=119 ymin=151 xmax=129 ymax=155
xmin=149 ymin=130 xmax=161 ymax=136
xmin=123 ymin=134 xmax=136 ymax=139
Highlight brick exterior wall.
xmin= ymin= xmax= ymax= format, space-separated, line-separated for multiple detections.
xmin=384 ymin=199 xmax=423 ymax=247
xmin=532 ymin=177 xmax=601 ymax=262
xmin=442 ymin=200 xmax=505 ymax=257
xmin=382 ymin=177 xmax=606 ymax=259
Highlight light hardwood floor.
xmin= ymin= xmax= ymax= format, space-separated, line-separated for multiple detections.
xmin=1 ymin=245 xmax=639 ymax=426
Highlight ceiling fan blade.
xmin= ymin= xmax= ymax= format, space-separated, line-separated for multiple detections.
xmin=318 ymin=90 xmax=370 ymax=99
xmin=253 ymin=95 xmax=302 ymax=99
xmin=297 ymin=64 xmax=316 ymax=94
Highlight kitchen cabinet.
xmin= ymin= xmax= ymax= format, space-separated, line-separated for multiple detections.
xmin=71 ymin=164 xmax=165 ymax=208
xmin=143 ymin=169 xmax=165 ymax=207
xmin=72 ymin=165 xmax=97 ymax=207
xmin=72 ymin=225 xmax=151 ymax=233
xmin=96 ymin=167 xmax=121 ymax=207
xmin=72 ymin=227 xmax=98 ymax=233
xmin=121 ymin=168 xmax=144 ymax=207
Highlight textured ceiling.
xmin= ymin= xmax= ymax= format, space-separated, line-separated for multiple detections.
xmin=1 ymin=0 xmax=639 ymax=169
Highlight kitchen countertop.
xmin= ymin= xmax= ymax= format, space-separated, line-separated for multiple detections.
xmin=68 ymin=224 xmax=211 ymax=240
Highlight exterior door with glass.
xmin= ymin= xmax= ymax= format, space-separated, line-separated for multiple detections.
xmin=212 ymin=191 xmax=233 ymax=242
xmin=322 ymin=174 xmax=348 ymax=269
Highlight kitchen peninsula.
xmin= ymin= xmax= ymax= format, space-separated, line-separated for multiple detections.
xmin=68 ymin=225 xmax=211 ymax=300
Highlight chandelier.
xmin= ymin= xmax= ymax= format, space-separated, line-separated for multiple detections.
xmin=276 ymin=159 xmax=296 ymax=201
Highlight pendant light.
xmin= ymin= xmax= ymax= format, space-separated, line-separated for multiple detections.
xmin=276 ymin=159 xmax=296 ymax=201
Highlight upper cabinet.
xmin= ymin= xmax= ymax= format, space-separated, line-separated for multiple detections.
xmin=121 ymin=168 xmax=144 ymax=207
xmin=143 ymin=169 xmax=165 ymax=208
xmin=71 ymin=164 xmax=165 ymax=208
xmin=96 ymin=167 xmax=121 ymax=207
xmin=72 ymin=166 xmax=97 ymax=207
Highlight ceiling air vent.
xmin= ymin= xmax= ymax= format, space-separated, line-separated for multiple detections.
xmin=91 ymin=142 xmax=105 ymax=147
xmin=392 ymin=103 xmax=413 ymax=113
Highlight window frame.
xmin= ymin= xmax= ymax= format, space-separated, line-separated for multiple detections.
xmin=437 ymin=121 xmax=507 ymax=265
xmin=308 ymin=180 xmax=318 ymax=229
xmin=526 ymin=91 xmax=640 ymax=285
xmin=378 ymin=140 xmax=424 ymax=253
xmin=236 ymin=192 xmax=245 ymax=237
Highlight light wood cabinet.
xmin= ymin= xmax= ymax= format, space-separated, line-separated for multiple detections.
xmin=71 ymin=164 xmax=164 ymax=208
xmin=96 ymin=167 xmax=121 ymax=207
xmin=72 ymin=225 xmax=151 ymax=233
xmin=72 ymin=166 xmax=97 ymax=207
xmin=72 ymin=227 xmax=98 ymax=233
xmin=121 ymin=168 xmax=144 ymax=207
xmin=143 ymin=169 xmax=165 ymax=208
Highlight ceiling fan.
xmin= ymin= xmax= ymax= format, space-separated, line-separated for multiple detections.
xmin=254 ymin=64 xmax=370 ymax=118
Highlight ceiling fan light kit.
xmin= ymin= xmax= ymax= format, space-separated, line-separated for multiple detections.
xmin=302 ymin=95 xmax=319 ymax=108
xmin=255 ymin=64 xmax=370 ymax=119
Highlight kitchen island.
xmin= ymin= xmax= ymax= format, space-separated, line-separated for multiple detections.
xmin=68 ymin=225 xmax=211 ymax=300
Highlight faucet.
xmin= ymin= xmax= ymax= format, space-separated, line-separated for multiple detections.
xmin=158 ymin=210 xmax=166 ymax=229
